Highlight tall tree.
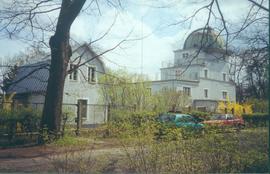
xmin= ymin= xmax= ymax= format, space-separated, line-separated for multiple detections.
xmin=42 ymin=0 xmax=86 ymax=133
xmin=0 ymin=0 xmax=123 ymax=134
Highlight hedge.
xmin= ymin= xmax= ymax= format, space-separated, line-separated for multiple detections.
xmin=242 ymin=113 xmax=268 ymax=127
xmin=0 ymin=109 xmax=41 ymax=146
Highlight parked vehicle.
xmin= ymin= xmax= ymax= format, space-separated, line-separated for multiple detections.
xmin=155 ymin=113 xmax=205 ymax=140
xmin=202 ymin=114 xmax=245 ymax=129
xmin=158 ymin=113 xmax=204 ymax=129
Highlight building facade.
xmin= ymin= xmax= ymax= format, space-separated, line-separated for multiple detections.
xmin=151 ymin=27 xmax=236 ymax=111
xmin=6 ymin=44 xmax=108 ymax=124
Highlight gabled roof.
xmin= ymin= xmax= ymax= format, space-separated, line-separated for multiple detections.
xmin=7 ymin=60 xmax=50 ymax=94
xmin=6 ymin=44 xmax=105 ymax=95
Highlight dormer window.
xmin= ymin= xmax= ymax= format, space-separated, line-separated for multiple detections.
xmin=175 ymin=69 xmax=182 ymax=77
xmin=193 ymin=44 xmax=198 ymax=48
xmin=88 ymin=67 xmax=96 ymax=83
xmin=69 ymin=64 xmax=78 ymax=81
xmin=182 ymin=53 xmax=189 ymax=58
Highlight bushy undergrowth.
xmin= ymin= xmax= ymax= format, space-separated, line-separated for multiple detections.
xmin=0 ymin=109 xmax=41 ymax=133
xmin=50 ymin=146 xmax=111 ymax=174
xmin=243 ymin=113 xmax=268 ymax=127
xmin=102 ymin=110 xmax=268 ymax=173
xmin=0 ymin=109 xmax=41 ymax=146
xmin=50 ymin=110 xmax=268 ymax=173
xmin=119 ymin=126 xmax=268 ymax=173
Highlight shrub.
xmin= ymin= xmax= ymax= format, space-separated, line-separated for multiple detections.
xmin=242 ymin=113 xmax=268 ymax=127
xmin=0 ymin=109 xmax=41 ymax=133
xmin=120 ymin=128 xmax=268 ymax=173
xmin=246 ymin=98 xmax=268 ymax=113
xmin=50 ymin=146 xmax=111 ymax=173
xmin=0 ymin=109 xmax=41 ymax=146
xmin=110 ymin=110 xmax=157 ymax=123
xmin=217 ymin=99 xmax=253 ymax=117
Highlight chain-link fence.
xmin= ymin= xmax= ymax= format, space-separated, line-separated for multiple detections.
xmin=0 ymin=101 xmax=109 ymax=125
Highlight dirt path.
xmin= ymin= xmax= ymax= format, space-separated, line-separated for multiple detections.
xmin=0 ymin=142 xmax=125 ymax=173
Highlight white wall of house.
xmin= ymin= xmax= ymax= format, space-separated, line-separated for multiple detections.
xmin=63 ymin=45 xmax=107 ymax=124
xmin=26 ymin=45 xmax=108 ymax=125
xmin=151 ymin=38 xmax=236 ymax=111
xmin=151 ymin=78 xmax=235 ymax=102
xmin=151 ymin=80 xmax=199 ymax=94
xmin=191 ymin=79 xmax=236 ymax=101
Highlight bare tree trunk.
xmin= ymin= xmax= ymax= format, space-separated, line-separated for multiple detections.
xmin=41 ymin=0 xmax=86 ymax=133
xmin=41 ymin=35 xmax=70 ymax=132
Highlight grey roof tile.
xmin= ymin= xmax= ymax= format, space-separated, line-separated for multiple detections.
xmin=7 ymin=60 xmax=50 ymax=94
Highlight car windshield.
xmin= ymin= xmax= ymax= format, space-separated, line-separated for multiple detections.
xmin=176 ymin=115 xmax=195 ymax=123
xmin=211 ymin=114 xmax=226 ymax=120
xmin=226 ymin=114 xmax=234 ymax=119
xmin=159 ymin=114 xmax=176 ymax=122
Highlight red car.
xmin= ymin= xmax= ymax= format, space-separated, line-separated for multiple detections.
xmin=203 ymin=114 xmax=245 ymax=129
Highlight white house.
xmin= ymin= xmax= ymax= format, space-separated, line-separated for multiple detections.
xmin=6 ymin=44 xmax=108 ymax=124
xmin=151 ymin=27 xmax=236 ymax=111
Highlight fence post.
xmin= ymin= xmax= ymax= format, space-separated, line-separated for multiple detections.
xmin=231 ymin=108 xmax=235 ymax=115
xmin=11 ymin=100 xmax=17 ymax=111
xmin=61 ymin=113 xmax=68 ymax=137
xmin=106 ymin=105 xmax=110 ymax=122
xmin=75 ymin=101 xmax=82 ymax=136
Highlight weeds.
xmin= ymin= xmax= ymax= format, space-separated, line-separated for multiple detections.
xmin=117 ymin=121 xmax=268 ymax=173
xmin=50 ymin=146 xmax=111 ymax=174
xmin=48 ymin=112 xmax=268 ymax=173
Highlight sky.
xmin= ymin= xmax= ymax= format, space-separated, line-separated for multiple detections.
xmin=0 ymin=0 xmax=265 ymax=80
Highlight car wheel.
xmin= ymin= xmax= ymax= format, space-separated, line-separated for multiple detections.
xmin=236 ymin=124 xmax=244 ymax=132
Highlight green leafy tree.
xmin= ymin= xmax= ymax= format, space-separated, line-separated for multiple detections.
xmin=99 ymin=69 xmax=192 ymax=116
xmin=99 ymin=69 xmax=152 ymax=111
xmin=152 ymin=88 xmax=191 ymax=113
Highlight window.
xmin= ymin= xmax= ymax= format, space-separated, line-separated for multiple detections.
xmin=175 ymin=69 xmax=182 ymax=78
xmin=222 ymin=91 xmax=227 ymax=99
xmin=176 ymin=116 xmax=196 ymax=123
xmin=204 ymin=89 xmax=208 ymax=98
xmin=88 ymin=67 xmax=96 ymax=83
xmin=223 ymin=73 xmax=226 ymax=81
xmin=182 ymin=53 xmax=189 ymax=58
xmin=212 ymin=114 xmax=226 ymax=120
xmin=183 ymin=87 xmax=191 ymax=96
xmin=204 ymin=69 xmax=208 ymax=78
xmin=159 ymin=114 xmax=176 ymax=123
xmin=69 ymin=64 xmax=78 ymax=81
xmin=194 ymin=72 xmax=198 ymax=80
xmin=162 ymin=87 xmax=168 ymax=91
